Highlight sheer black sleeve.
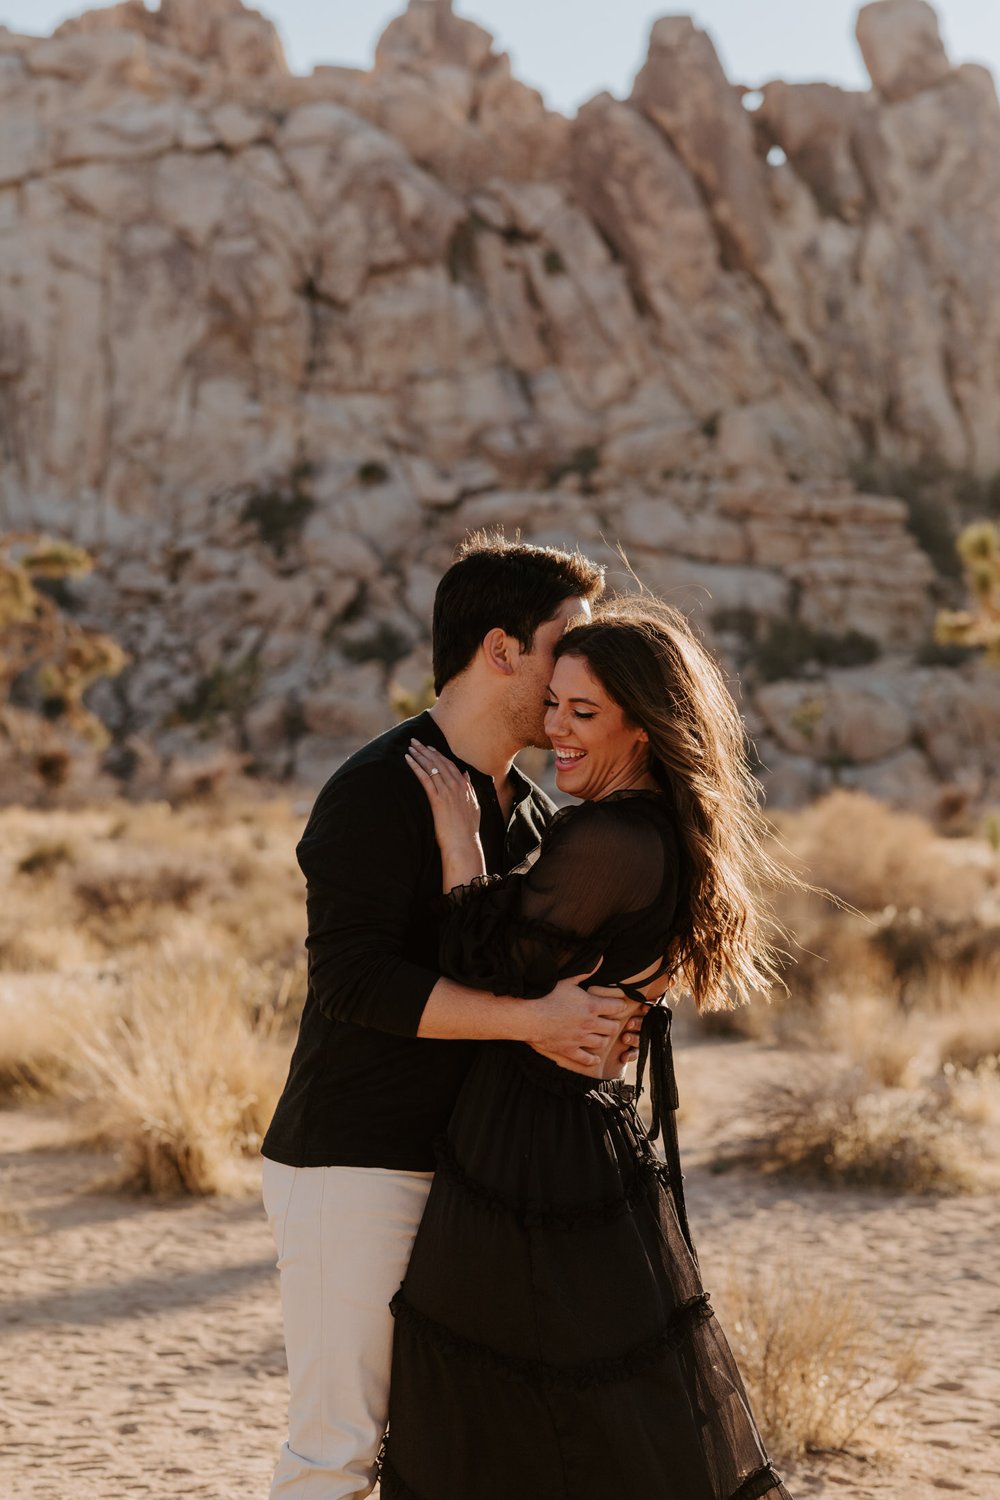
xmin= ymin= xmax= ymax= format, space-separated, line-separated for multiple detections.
xmin=439 ymin=800 xmax=670 ymax=999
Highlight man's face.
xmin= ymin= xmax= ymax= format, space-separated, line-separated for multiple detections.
xmin=506 ymin=595 xmax=591 ymax=749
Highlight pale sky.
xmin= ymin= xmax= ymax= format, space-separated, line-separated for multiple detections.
xmin=3 ymin=0 xmax=999 ymax=111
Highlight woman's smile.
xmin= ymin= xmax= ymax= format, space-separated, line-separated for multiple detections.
xmin=544 ymin=654 xmax=653 ymax=799
xmin=552 ymin=746 xmax=587 ymax=774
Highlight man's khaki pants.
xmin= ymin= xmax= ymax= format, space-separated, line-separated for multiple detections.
xmin=262 ymin=1159 xmax=433 ymax=1499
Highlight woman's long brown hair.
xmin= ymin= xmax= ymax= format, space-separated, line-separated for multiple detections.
xmin=555 ymin=595 xmax=786 ymax=1013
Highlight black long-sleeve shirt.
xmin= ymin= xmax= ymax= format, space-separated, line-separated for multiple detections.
xmin=261 ymin=711 xmax=557 ymax=1170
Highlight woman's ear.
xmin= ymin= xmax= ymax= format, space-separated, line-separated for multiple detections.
xmin=482 ymin=628 xmax=516 ymax=677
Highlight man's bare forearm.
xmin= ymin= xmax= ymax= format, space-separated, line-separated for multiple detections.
xmin=417 ymin=977 xmax=530 ymax=1043
xmin=417 ymin=975 xmax=646 ymax=1073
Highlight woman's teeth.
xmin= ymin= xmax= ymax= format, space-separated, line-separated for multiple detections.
xmin=555 ymin=750 xmax=586 ymax=766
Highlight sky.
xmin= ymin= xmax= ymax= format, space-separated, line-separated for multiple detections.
xmin=2 ymin=0 xmax=999 ymax=111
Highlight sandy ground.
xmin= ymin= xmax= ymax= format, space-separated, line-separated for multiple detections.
xmin=2 ymin=1035 xmax=999 ymax=1500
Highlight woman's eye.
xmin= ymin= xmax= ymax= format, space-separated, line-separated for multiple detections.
xmin=542 ymin=699 xmax=557 ymax=709
xmin=573 ymin=711 xmax=596 ymax=720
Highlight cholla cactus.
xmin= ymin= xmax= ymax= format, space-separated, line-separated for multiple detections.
xmin=0 ymin=533 xmax=128 ymax=746
xmin=935 ymin=521 xmax=1000 ymax=664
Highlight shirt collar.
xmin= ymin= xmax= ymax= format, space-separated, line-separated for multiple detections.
xmin=413 ymin=711 xmax=536 ymax=811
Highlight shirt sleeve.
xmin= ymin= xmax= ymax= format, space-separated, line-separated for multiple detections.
xmin=296 ymin=759 xmax=440 ymax=1037
xmin=438 ymin=802 xmax=668 ymax=999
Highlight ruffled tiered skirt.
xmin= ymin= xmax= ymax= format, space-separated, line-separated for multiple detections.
xmin=382 ymin=1041 xmax=791 ymax=1500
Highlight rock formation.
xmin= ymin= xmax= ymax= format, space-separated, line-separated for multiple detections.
xmin=0 ymin=0 xmax=998 ymax=808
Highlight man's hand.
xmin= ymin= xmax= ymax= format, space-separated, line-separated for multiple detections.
xmin=586 ymin=985 xmax=645 ymax=1068
xmin=515 ymin=968 xmax=646 ymax=1074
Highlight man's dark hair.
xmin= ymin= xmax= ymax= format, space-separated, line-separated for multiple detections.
xmin=432 ymin=530 xmax=605 ymax=693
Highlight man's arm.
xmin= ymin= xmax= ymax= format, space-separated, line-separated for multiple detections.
xmin=418 ymin=973 xmax=644 ymax=1072
xmin=298 ymin=759 xmax=642 ymax=1065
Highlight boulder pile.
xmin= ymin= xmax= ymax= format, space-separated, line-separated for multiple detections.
xmin=0 ymin=0 xmax=998 ymax=807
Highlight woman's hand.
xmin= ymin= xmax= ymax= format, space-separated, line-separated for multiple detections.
xmin=406 ymin=738 xmax=486 ymax=890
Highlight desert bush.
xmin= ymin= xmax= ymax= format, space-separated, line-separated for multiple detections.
xmin=940 ymin=1057 xmax=1000 ymax=1129
xmin=734 ymin=1066 xmax=980 ymax=1193
xmin=73 ymin=861 xmax=207 ymax=917
xmin=770 ymin=791 xmax=991 ymax=918
xmin=809 ymin=992 xmax=936 ymax=1089
xmin=764 ymin=792 xmax=999 ymax=1019
xmin=0 ymin=978 xmax=110 ymax=1100
xmin=0 ymin=1002 xmax=65 ymax=1100
xmin=935 ymin=519 xmax=1000 ymax=661
xmin=16 ymin=838 xmax=76 ymax=877
xmin=58 ymin=954 xmax=294 ymax=1195
xmin=940 ymin=1010 xmax=1000 ymax=1073
xmin=716 ymin=1260 xmax=923 ymax=1461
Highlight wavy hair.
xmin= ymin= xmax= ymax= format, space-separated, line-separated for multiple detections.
xmin=554 ymin=595 xmax=787 ymax=1012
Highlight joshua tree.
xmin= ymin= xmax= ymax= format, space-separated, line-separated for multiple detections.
xmin=0 ymin=532 xmax=128 ymax=750
xmin=935 ymin=521 xmax=1000 ymax=664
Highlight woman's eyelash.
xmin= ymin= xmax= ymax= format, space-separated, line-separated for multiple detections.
xmin=543 ymin=699 xmax=595 ymax=720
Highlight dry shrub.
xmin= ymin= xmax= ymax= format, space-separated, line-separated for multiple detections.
xmin=737 ymin=1066 xmax=980 ymax=1193
xmin=16 ymin=838 xmax=76 ymax=877
xmin=73 ymin=861 xmax=206 ymax=917
xmin=767 ymin=793 xmax=999 ymax=1016
xmin=697 ymin=1001 xmax=775 ymax=1041
xmin=940 ymin=1007 xmax=1000 ymax=1072
xmin=0 ymin=980 xmax=101 ymax=1100
xmin=716 ymin=1260 xmax=923 ymax=1461
xmin=807 ymin=992 xmax=938 ymax=1089
xmin=59 ymin=953 xmax=293 ymax=1195
xmin=770 ymin=790 xmax=992 ymax=918
xmin=940 ymin=1057 xmax=1000 ymax=1129
xmin=0 ymin=796 xmax=305 ymax=973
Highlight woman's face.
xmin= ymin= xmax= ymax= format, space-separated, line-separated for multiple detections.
xmin=544 ymin=653 xmax=651 ymax=800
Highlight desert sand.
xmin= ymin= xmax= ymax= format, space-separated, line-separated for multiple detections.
xmin=2 ymin=1033 xmax=998 ymax=1500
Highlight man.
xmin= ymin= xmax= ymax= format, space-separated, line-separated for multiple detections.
xmin=262 ymin=532 xmax=645 ymax=1498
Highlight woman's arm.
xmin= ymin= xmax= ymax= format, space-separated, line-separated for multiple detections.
xmin=405 ymin=738 xmax=487 ymax=891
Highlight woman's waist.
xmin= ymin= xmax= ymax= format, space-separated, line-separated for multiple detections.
xmin=472 ymin=1041 xmax=636 ymax=1100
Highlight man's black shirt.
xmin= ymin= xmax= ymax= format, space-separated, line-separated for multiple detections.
xmin=261 ymin=711 xmax=556 ymax=1170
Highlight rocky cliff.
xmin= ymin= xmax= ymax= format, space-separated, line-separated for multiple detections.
xmin=1 ymin=0 xmax=998 ymax=808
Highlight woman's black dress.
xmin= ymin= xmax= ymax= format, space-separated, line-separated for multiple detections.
xmin=381 ymin=790 xmax=791 ymax=1500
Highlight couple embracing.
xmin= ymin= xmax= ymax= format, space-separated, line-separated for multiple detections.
xmin=261 ymin=532 xmax=792 ymax=1500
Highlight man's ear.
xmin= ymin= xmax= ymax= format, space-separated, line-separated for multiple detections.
xmin=482 ymin=627 xmax=516 ymax=677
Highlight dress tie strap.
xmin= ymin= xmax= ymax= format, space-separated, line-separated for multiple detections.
xmin=635 ymin=1002 xmax=697 ymax=1262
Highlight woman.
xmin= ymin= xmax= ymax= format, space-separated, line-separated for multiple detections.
xmin=382 ymin=596 xmax=793 ymax=1500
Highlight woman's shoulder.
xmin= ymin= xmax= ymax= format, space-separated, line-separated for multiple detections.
xmin=542 ymin=791 xmax=677 ymax=852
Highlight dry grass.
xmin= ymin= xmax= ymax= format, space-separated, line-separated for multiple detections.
xmin=0 ymin=977 xmax=112 ymax=1102
xmin=769 ymin=790 xmax=997 ymax=919
xmin=805 ymin=991 xmax=939 ymax=1089
xmin=2 ymin=787 xmax=997 ymax=1202
xmin=0 ymin=794 xmax=308 ymax=1196
xmin=716 ymin=1259 xmax=923 ymax=1462
xmin=940 ymin=1057 xmax=1000 ymax=1128
xmin=766 ymin=790 xmax=1000 ymax=1017
xmin=734 ymin=1064 xmax=984 ymax=1193
xmin=940 ymin=1005 xmax=1000 ymax=1072
xmin=58 ymin=953 xmax=295 ymax=1195
xmin=0 ymin=795 xmax=305 ymax=973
